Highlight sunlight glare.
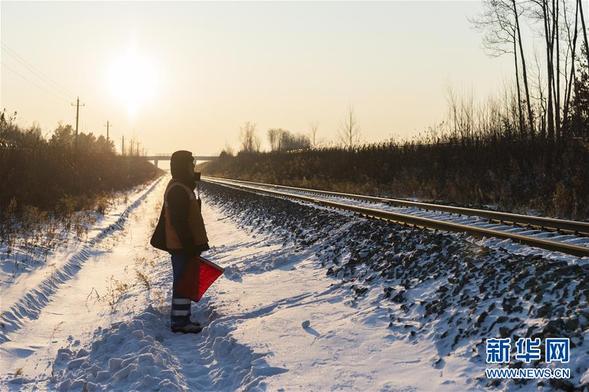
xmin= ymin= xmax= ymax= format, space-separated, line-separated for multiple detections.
xmin=108 ymin=50 xmax=158 ymax=118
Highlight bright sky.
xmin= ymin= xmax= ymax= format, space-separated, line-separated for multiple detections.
xmin=1 ymin=1 xmax=516 ymax=155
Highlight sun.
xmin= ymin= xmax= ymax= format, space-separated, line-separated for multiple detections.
xmin=108 ymin=50 xmax=157 ymax=117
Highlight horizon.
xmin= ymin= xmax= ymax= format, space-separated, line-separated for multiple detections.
xmin=2 ymin=1 xmax=534 ymax=155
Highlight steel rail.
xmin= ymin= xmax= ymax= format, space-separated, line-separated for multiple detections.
xmin=203 ymin=176 xmax=589 ymax=236
xmin=203 ymin=177 xmax=589 ymax=258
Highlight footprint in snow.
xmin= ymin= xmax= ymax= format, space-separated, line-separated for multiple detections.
xmin=301 ymin=320 xmax=320 ymax=338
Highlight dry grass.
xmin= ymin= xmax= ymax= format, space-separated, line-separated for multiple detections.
xmin=151 ymin=288 xmax=168 ymax=311
xmin=102 ymin=275 xmax=132 ymax=310
xmin=135 ymin=269 xmax=151 ymax=291
xmin=204 ymin=139 xmax=589 ymax=219
xmin=0 ymin=202 xmax=96 ymax=272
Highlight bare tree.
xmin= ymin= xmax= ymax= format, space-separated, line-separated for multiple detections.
xmin=240 ymin=121 xmax=260 ymax=153
xmin=222 ymin=142 xmax=234 ymax=157
xmin=512 ymin=0 xmax=535 ymax=134
xmin=309 ymin=122 xmax=319 ymax=148
xmin=338 ymin=106 xmax=360 ymax=149
xmin=528 ymin=0 xmax=589 ymax=139
xmin=562 ymin=0 xmax=580 ymax=129
xmin=578 ymin=0 xmax=589 ymax=64
xmin=473 ymin=0 xmax=589 ymax=139
xmin=529 ymin=0 xmax=559 ymax=139
xmin=472 ymin=0 xmax=534 ymax=135
xmin=267 ymin=128 xmax=281 ymax=151
xmin=267 ymin=128 xmax=310 ymax=152
xmin=533 ymin=52 xmax=548 ymax=135
xmin=446 ymin=87 xmax=476 ymax=140
xmin=555 ymin=0 xmax=561 ymax=138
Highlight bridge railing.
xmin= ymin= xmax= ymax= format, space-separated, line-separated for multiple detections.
xmin=143 ymin=154 xmax=218 ymax=167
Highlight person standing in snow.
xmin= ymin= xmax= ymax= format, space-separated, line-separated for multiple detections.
xmin=150 ymin=150 xmax=209 ymax=334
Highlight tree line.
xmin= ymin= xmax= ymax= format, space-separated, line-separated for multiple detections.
xmin=205 ymin=133 xmax=589 ymax=219
xmin=235 ymin=105 xmax=362 ymax=155
xmin=0 ymin=110 xmax=161 ymax=217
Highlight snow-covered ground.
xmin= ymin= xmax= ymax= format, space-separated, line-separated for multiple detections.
xmin=1 ymin=175 xmax=587 ymax=391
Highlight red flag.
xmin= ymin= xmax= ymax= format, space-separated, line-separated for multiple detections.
xmin=176 ymin=256 xmax=224 ymax=301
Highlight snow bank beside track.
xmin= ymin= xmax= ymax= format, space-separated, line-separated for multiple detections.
xmin=201 ymin=181 xmax=589 ymax=391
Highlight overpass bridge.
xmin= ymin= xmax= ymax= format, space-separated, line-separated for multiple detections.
xmin=144 ymin=154 xmax=218 ymax=167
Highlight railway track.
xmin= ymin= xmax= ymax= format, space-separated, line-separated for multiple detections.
xmin=203 ymin=176 xmax=589 ymax=258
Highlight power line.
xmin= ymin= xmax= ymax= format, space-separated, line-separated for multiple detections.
xmin=1 ymin=44 xmax=132 ymax=155
xmin=2 ymin=61 xmax=84 ymax=141
xmin=1 ymin=43 xmax=75 ymax=99
xmin=2 ymin=46 xmax=73 ymax=101
xmin=1 ymin=60 xmax=70 ymax=104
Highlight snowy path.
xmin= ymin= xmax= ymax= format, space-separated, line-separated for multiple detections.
xmin=0 ymin=177 xmax=169 ymax=388
xmin=0 ymin=176 xmax=474 ymax=391
xmin=0 ymin=178 xmax=163 ymax=344
xmin=1 ymin=176 xmax=585 ymax=391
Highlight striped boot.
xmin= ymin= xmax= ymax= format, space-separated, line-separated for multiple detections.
xmin=171 ymin=297 xmax=201 ymax=333
xmin=170 ymin=253 xmax=201 ymax=333
xmin=171 ymin=297 xmax=191 ymax=325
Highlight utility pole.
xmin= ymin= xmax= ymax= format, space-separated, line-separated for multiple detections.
xmin=122 ymin=135 xmax=125 ymax=156
xmin=71 ymin=97 xmax=85 ymax=149
xmin=104 ymin=121 xmax=111 ymax=143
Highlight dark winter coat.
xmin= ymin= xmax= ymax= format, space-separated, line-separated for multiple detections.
xmin=150 ymin=152 xmax=210 ymax=256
